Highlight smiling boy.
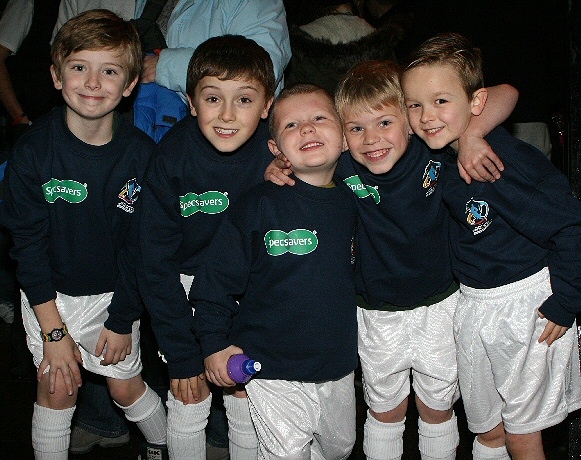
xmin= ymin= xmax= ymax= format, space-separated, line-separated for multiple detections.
xmin=191 ymin=83 xmax=359 ymax=459
xmin=136 ymin=35 xmax=275 ymax=459
xmin=401 ymin=33 xmax=581 ymax=460
xmin=0 ymin=10 xmax=167 ymax=459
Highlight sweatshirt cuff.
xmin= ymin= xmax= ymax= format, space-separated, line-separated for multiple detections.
xmin=23 ymin=282 xmax=56 ymax=307
xmin=539 ymin=295 xmax=577 ymax=328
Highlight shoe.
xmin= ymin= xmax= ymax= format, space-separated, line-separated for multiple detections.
xmin=0 ymin=302 xmax=14 ymax=324
xmin=206 ymin=442 xmax=230 ymax=460
xmin=69 ymin=426 xmax=130 ymax=454
xmin=138 ymin=441 xmax=169 ymax=460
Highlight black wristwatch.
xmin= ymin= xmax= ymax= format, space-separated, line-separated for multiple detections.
xmin=41 ymin=323 xmax=68 ymax=342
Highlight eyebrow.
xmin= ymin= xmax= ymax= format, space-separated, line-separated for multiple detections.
xmin=66 ymin=58 xmax=124 ymax=68
xmin=199 ymin=84 xmax=259 ymax=92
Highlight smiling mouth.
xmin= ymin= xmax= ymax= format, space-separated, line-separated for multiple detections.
xmin=300 ymin=142 xmax=323 ymax=150
xmin=215 ymin=128 xmax=238 ymax=135
xmin=424 ymin=127 xmax=443 ymax=135
xmin=364 ymin=148 xmax=389 ymax=159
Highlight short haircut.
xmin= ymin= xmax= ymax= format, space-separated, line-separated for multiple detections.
xmin=186 ymin=35 xmax=276 ymax=101
xmin=268 ymin=83 xmax=335 ymax=140
xmin=335 ymin=60 xmax=405 ymax=118
xmin=403 ymin=33 xmax=484 ymax=98
xmin=51 ymin=9 xmax=142 ymax=88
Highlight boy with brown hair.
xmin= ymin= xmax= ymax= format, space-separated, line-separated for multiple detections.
xmin=401 ymin=32 xmax=581 ymax=460
xmin=137 ymin=34 xmax=275 ymax=459
xmin=191 ymin=83 xmax=359 ymax=459
xmin=0 ymin=10 xmax=167 ymax=459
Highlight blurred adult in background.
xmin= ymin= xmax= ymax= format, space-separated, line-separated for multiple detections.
xmin=284 ymin=0 xmax=403 ymax=94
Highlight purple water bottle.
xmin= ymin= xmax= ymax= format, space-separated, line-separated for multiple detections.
xmin=227 ymin=354 xmax=261 ymax=383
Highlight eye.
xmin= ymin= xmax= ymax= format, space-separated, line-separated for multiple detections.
xmin=379 ymin=120 xmax=391 ymax=128
xmin=72 ymin=64 xmax=84 ymax=72
xmin=103 ymin=69 xmax=118 ymax=76
xmin=407 ymin=102 xmax=420 ymax=109
xmin=205 ymin=96 xmax=219 ymax=103
xmin=348 ymin=126 xmax=363 ymax=133
xmin=284 ymin=122 xmax=297 ymax=129
xmin=239 ymin=96 xmax=252 ymax=104
xmin=314 ymin=115 xmax=327 ymax=121
xmin=435 ymin=98 xmax=448 ymax=104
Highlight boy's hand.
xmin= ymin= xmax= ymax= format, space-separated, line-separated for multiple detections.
xmin=170 ymin=374 xmax=207 ymax=404
xmin=264 ymin=154 xmax=295 ymax=186
xmin=538 ymin=311 xmax=569 ymax=346
xmin=39 ymin=335 xmax=83 ymax=395
xmin=457 ymin=134 xmax=504 ymax=184
xmin=96 ymin=327 xmax=132 ymax=365
xmin=204 ymin=345 xmax=243 ymax=387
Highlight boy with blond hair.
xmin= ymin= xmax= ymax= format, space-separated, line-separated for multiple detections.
xmin=191 ymin=83 xmax=359 ymax=459
xmin=401 ymin=32 xmax=581 ymax=460
xmin=0 ymin=10 xmax=167 ymax=459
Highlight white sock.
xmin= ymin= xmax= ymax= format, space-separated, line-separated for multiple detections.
xmin=363 ymin=411 xmax=405 ymax=460
xmin=166 ymin=390 xmax=211 ymax=460
xmin=223 ymin=393 xmax=258 ymax=460
xmin=117 ymin=383 xmax=167 ymax=445
xmin=418 ymin=414 xmax=459 ymax=460
xmin=472 ymin=438 xmax=510 ymax=460
xmin=31 ymin=403 xmax=75 ymax=460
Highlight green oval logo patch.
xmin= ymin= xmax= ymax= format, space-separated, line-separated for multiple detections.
xmin=180 ymin=191 xmax=229 ymax=216
xmin=343 ymin=175 xmax=380 ymax=204
xmin=264 ymin=229 xmax=318 ymax=256
xmin=43 ymin=179 xmax=88 ymax=203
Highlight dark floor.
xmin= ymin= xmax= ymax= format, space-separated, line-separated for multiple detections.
xmin=0 ymin=317 xmax=575 ymax=459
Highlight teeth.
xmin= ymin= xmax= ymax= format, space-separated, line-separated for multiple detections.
xmin=366 ymin=149 xmax=388 ymax=158
xmin=215 ymin=128 xmax=238 ymax=135
xmin=425 ymin=127 xmax=442 ymax=134
xmin=300 ymin=142 xmax=323 ymax=150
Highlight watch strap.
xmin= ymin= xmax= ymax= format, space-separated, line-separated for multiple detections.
xmin=41 ymin=323 xmax=68 ymax=342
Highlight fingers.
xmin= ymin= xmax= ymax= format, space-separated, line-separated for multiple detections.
xmin=458 ymin=163 xmax=472 ymax=185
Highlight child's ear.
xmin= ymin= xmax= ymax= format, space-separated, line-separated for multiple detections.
xmin=471 ymin=88 xmax=488 ymax=116
xmin=261 ymin=97 xmax=274 ymax=120
xmin=267 ymin=138 xmax=281 ymax=157
xmin=342 ymin=134 xmax=349 ymax=152
xmin=122 ymin=76 xmax=139 ymax=98
xmin=187 ymin=94 xmax=197 ymax=117
xmin=50 ymin=65 xmax=62 ymax=90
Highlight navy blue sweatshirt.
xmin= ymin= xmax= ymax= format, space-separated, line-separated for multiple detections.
xmin=442 ymin=127 xmax=581 ymax=327
xmin=335 ymin=136 xmax=455 ymax=309
xmin=0 ymin=107 xmax=154 ymax=331
xmin=138 ymin=117 xmax=274 ymax=378
xmin=191 ymin=177 xmax=358 ymax=381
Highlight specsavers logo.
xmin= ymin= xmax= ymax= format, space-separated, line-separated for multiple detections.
xmin=343 ymin=175 xmax=380 ymax=204
xmin=180 ymin=191 xmax=229 ymax=217
xmin=43 ymin=179 xmax=88 ymax=203
xmin=264 ymin=229 xmax=318 ymax=256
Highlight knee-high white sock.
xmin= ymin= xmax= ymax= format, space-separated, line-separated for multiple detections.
xmin=418 ymin=414 xmax=459 ymax=460
xmin=223 ymin=393 xmax=258 ymax=460
xmin=363 ymin=411 xmax=405 ymax=460
xmin=166 ymin=390 xmax=211 ymax=460
xmin=472 ymin=438 xmax=510 ymax=460
xmin=31 ymin=403 xmax=75 ymax=460
xmin=117 ymin=383 xmax=166 ymax=445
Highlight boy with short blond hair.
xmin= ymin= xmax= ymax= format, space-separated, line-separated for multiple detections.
xmin=191 ymin=83 xmax=359 ymax=459
xmin=0 ymin=10 xmax=167 ymax=459
xmin=401 ymin=32 xmax=581 ymax=460
xmin=137 ymin=34 xmax=275 ymax=459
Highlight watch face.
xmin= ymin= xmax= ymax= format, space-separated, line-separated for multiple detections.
xmin=51 ymin=329 xmax=64 ymax=341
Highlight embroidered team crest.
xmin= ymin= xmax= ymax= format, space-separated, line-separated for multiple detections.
xmin=422 ymin=160 xmax=440 ymax=196
xmin=117 ymin=178 xmax=141 ymax=213
xmin=465 ymin=197 xmax=491 ymax=234
xmin=119 ymin=178 xmax=141 ymax=204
